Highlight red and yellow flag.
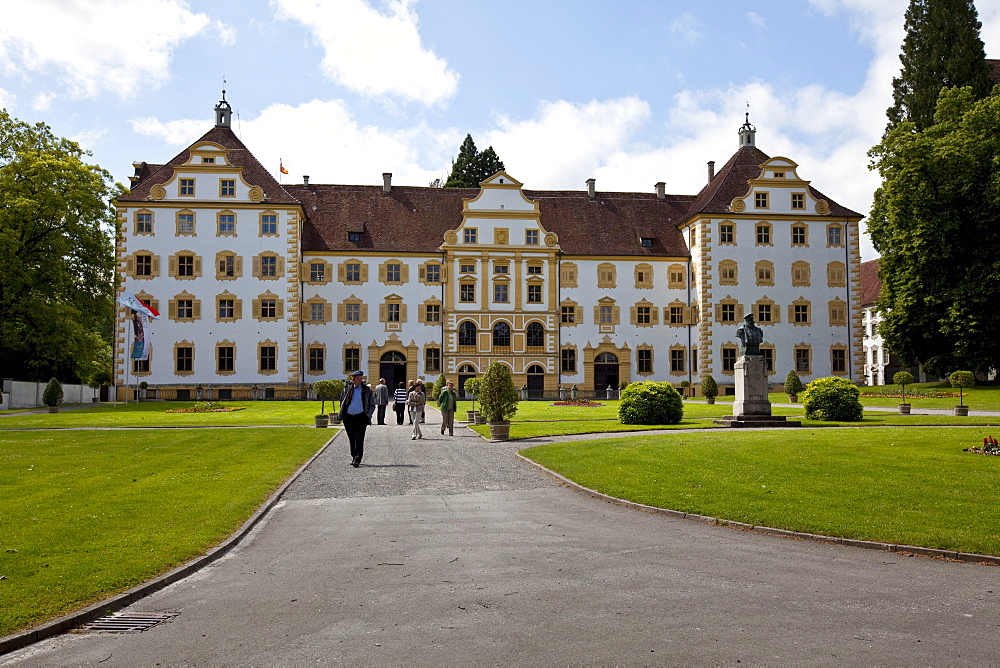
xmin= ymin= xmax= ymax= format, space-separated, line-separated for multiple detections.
xmin=279 ymin=161 xmax=288 ymax=175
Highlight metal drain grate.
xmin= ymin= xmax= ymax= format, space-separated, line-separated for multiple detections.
xmin=78 ymin=611 xmax=178 ymax=634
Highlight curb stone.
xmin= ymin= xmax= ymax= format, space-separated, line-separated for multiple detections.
xmin=0 ymin=434 xmax=338 ymax=656
xmin=515 ymin=452 xmax=1000 ymax=568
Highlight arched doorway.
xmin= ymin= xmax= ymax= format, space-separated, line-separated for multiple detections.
xmin=457 ymin=364 xmax=477 ymax=398
xmin=594 ymin=352 xmax=619 ymax=392
xmin=379 ymin=351 xmax=407 ymax=392
xmin=526 ymin=364 xmax=545 ymax=397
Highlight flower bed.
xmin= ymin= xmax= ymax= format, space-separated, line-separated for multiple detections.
xmin=166 ymin=401 xmax=246 ymax=414
xmin=551 ymin=399 xmax=604 ymax=407
xmin=964 ymin=435 xmax=1000 ymax=455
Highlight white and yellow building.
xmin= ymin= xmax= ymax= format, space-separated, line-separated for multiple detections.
xmin=113 ymin=100 xmax=863 ymax=399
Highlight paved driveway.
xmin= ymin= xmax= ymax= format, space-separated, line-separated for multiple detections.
xmin=6 ymin=416 xmax=1000 ymax=665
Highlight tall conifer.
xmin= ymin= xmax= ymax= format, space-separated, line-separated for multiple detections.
xmin=444 ymin=134 xmax=506 ymax=187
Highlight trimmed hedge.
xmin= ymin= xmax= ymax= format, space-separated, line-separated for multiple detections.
xmin=618 ymin=381 xmax=683 ymax=425
xmin=801 ymin=376 xmax=863 ymax=421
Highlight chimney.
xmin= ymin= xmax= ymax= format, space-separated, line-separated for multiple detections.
xmin=303 ymin=175 xmax=310 ymax=185
xmin=655 ymin=182 xmax=666 ymax=201
xmin=586 ymin=178 xmax=596 ymax=200
xmin=707 ymin=161 xmax=715 ymax=183
xmin=382 ymin=172 xmax=392 ymax=195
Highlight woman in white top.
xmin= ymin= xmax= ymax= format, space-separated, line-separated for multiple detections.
xmin=407 ymin=381 xmax=426 ymax=440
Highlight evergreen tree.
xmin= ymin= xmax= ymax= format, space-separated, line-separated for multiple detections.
xmin=444 ymin=134 xmax=505 ymax=187
xmin=886 ymin=0 xmax=992 ymax=133
xmin=868 ymin=86 xmax=1000 ymax=376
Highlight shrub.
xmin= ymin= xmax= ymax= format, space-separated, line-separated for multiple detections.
xmin=949 ymin=370 xmax=975 ymax=406
xmin=893 ymin=371 xmax=915 ymax=402
xmin=42 ymin=378 xmax=64 ymax=407
xmin=431 ymin=374 xmax=447 ymax=400
xmin=618 ymin=380 xmax=629 ymax=391
xmin=784 ymin=370 xmax=804 ymax=397
xmin=701 ymin=374 xmax=718 ymax=398
xmin=801 ymin=377 xmax=863 ymax=421
xmin=477 ymin=362 xmax=519 ymax=422
xmin=618 ymin=382 xmax=683 ymax=425
xmin=313 ymin=379 xmax=344 ymax=415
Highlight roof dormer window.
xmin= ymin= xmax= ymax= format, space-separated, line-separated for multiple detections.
xmin=640 ymin=237 xmax=653 ymax=248
xmin=348 ymin=231 xmax=362 ymax=243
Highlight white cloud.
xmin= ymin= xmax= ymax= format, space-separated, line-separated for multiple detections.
xmin=0 ymin=88 xmax=14 ymax=109
xmin=747 ymin=12 xmax=767 ymax=30
xmin=31 ymin=91 xmax=56 ymax=111
xmin=273 ymin=0 xmax=459 ymax=106
xmin=0 ymin=0 xmax=226 ymax=99
xmin=670 ymin=13 xmax=702 ymax=46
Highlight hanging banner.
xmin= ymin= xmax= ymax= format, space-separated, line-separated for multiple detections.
xmin=130 ymin=311 xmax=150 ymax=360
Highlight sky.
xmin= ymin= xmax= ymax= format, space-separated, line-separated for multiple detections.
xmin=2 ymin=0 xmax=999 ymax=261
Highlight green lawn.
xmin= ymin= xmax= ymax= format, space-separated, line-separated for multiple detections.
xmin=0 ymin=428 xmax=329 ymax=637
xmin=709 ymin=382 xmax=1000 ymax=411
xmin=0 ymin=400 xmax=329 ymax=429
xmin=521 ymin=427 xmax=1000 ymax=555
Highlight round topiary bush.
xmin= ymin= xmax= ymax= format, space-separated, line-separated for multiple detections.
xmin=801 ymin=376 xmax=863 ymax=421
xmin=618 ymin=381 xmax=683 ymax=425
xmin=701 ymin=374 xmax=718 ymax=398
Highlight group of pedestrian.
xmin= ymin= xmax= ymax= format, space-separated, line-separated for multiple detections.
xmin=338 ymin=373 xmax=460 ymax=467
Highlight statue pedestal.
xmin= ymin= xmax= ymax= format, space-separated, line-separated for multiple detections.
xmin=714 ymin=354 xmax=800 ymax=428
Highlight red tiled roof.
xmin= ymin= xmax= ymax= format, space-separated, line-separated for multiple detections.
xmin=859 ymin=259 xmax=881 ymax=306
xmin=118 ymin=126 xmax=299 ymax=205
xmin=292 ymin=184 xmax=694 ymax=257
xmin=686 ymin=145 xmax=862 ymax=219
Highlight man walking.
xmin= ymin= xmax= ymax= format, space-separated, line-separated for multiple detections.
xmin=437 ymin=380 xmax=458 ymax=436
xmin=338 ymin=371 xmax=375 ymax=467
xmin=373 ymin=378 xmax=389 ymax=425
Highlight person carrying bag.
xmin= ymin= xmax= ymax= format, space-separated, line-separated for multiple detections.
xmin=407 ymin=381 xmax=426 ymax=440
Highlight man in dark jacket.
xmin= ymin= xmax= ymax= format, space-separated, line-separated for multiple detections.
xmin=338 ymin=371 xmax=376 ymax=467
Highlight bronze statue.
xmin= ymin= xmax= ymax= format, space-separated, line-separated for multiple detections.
xmin=736 ymin=313 xmax=763 ymax=356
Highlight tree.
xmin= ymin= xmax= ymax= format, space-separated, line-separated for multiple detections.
xmin=443 ymin=134 xmax=506 ymax=188
xmin=476 ymin=362 xmax=519 ymax=423
xmin=886 ymin=0 xmax=991 ymax=133
xmin=0 ymin=110 xmax=121 ymax=383
xmin=893 ymin=371 xmax=915 ymax=403
xmin=869 ymin=87 xmax=1000 ymax=376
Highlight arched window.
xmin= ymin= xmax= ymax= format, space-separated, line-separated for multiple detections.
xmin=526 ymin=322 xmax=544 ymax=347
xmin=492 ymin=321 xmax=511 ymax=347
xmin=458 ymin=321 xmax=477 ymax=346
xmin=380 ymin=351 xmax=406 ymax=362
xmin=595 ymin=352 xmax=618 ymax=364
xmin=527 ymin=364 xmax=544 ymax=374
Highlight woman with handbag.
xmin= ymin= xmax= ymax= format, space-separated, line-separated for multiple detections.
xmin=407 ymin=381 xmax=426 ymax=440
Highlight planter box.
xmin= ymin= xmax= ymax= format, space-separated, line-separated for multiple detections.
xmin=466 ymin=410 xmax=479 ymax=422
xmin=328 ymin=413 xmax=342 ymax=424
xmin=705 ymin=396 xmax=716 ymax=404
xmin=47 ymin=406 xmax=59 ymax=413
xmin=488 ymin=420 xmax=511 ymax=441
xmin=954 ymin=405 xmax=969 ymax=417
xmin=474 ymin=413 xmax=488 ymax=425
xmin=314 ymin=415 xmax=329 ymax=428
xmin=899 ymin=403 xmax=911 ymax=414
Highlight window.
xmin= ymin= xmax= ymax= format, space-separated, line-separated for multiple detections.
xmin=345 ymin=303 xmax=361 ymax=322
xmin=309 ymin=348 xmax=325 ymax=373
xmin=458 ymin=321 xmax=477 ymax=346
xmin=791 ymin=225 xmax=807 ymax=246
xmin=424 ymin=303 xmax=440 ymax=323
xmin=795 ymin=347 xmax=811 ymax=373
xmin=260 ymin=299 xmax=277 ymax=319
xmin=757 ymin=303 xmax=773 ymax=323
xmin=494 ymin=283 xmax=509 ymax=303
xmin=179 ymin=178 xmax=195 ymax=196
xmin=635 ymin=263 xmax=653 ymax=289
xmin=791 ymin=261 xmax=811 ymax=287
xmin=721 ymin=303 xmax=736 ymax=323
xmin=526 ymin=322 xmax=544 ymax=348
xmin=827 ymin=224 xmax=844 ymax=246
xmin=386 ymin=263 xmax=401 ymax=283
xmin=311 ymin=302 xmax=327 ymax=322
xmin=217 ymin=253 xmax=239 ymax=279
xmin=670 ymin=348 xmax=685 ymax=373
xmin=460 ymin=283 xmax=475 ymax=302
xmin=217 ymin=346 xmax=234 ymax=373
xmin=463 ymin=228 xmax=477 ymax=244
xmin=560 ymin=262 xmax=578 ymax=287
xmin=791 ymin=193 xmax=805 ymax=209
xmin=261 ymin=213 xmax=277 ymax=236
xmin=761 ymin=347 xmax=775 ymax=374
xmin=177 ymin=212 xmax=195 ymax=236
xmin=177 ymin=299 xmax=194 ymax=319
xmin=348 ymin=231 xmax=363 ymax=243
xmin=526 ymin=264 xmax=543 ymax=275
xmin=722 ymin=346 xmax=738 ymax=372
xmin=691 ymin=347 xmax=698 ymax=373
xmin=639 ymin=348 xmax=654 ymax=373
xmin=756 ymin=223 xmax=772 ymax=245
xmin=636 ymin=306 xmax=651 ymax=325
xmin=176 ymin=346 xmax=193 ymax=373
xmin=669 ymin=305 xmax=685 ymax=325
xmin=218 ymin=298 xmax=235 ymax=320
xmin=492 ymin=321 xmax=511 ymax=347
xmin=177 ymin=254 xmax=195 ymax=277
xmin=422 ymin=263 xmax=441 ymax=284
xmin=133 ymin=359 xmax=149 ymax=374
xmin=218 ymin=213 xmax=235 ymax=236
xmin=345 ymin=263 xmax=361 ymax=282
xmin=260 ymin=256 xmax=277 ymax=278
xmin=640 ymin=237 xmax=653 ymax=248
xmin=202 ymin=157 xmax=215 ymax=164
xmin=719 ymin=260 xmax=738 ymax=285
xmin=719 ymin=223 xmax=735 ymax=244
xmin=794 ymin=303 xmax=810 ymax=324
xmin=829 ymin=300 xmax=847 ymax=327
xmin=460 ymin=262 xmax=477 ymax=274
xmin=310 ymin=263 xmax=326 ymax=282
xmin=827 ymin=262 xmax=847 ymax=287
xmin=668 ymin=265 xmax=686 ymax=289
xmin=344 ymin=347 xmax=360 ymax=373
xmin=599 ymin=305 xmax=613 ymax=324
xmin=756 ymin=260 xmax=774 ymax=286
xmin=597 ymin=263 xmax=616 ymax=288
xmin=832 ymin=348 xmax=847 ymax=374
xmin=425 ymin=348 xmax=441 ymax=373
xmin=260 ymin=346 xmax=276 ymax=372
xmin=561 ymin=348 xmax=577 ymax=373
xmin=755 ymin=192 xmax=768 ymax=208
xmin=527 ymin=284 xmax=542 ymax=303
xmin=494 ymin=264 xmax=509 ymax=274
xmin=386 ymin=303 xmax=400 ymax=322
xmin=526 ymin=229 xmax=539 ymax=245
xmin=220 ymin=179 xmax=235 ymax=196
xmin=136 ymin=212 xmax=153 ymax=234
xmin=561 ymin=304 xmax=577 ymax=324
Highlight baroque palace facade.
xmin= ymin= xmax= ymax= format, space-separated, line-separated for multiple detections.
xmin=114 ymin=98 xmax=863 ymax=399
